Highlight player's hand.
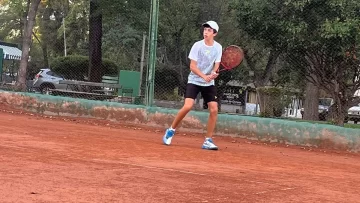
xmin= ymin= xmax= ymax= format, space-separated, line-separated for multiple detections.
xmin=210 ymin=71 xmax=219 ymax=79
xmin=202 ymin=74 xmax=213 ymax=83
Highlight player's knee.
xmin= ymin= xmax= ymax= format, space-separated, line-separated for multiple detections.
xmin=182 ymin=98 xmax=194 ymax=111
xmin=209 ymin=105 xmax=218 ymax=115
xmin=183 ymin=103 xmax=193 ymax=111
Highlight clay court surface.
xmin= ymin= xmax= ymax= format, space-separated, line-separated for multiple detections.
xmin=0 ymin=106 xmax=360 ymax=203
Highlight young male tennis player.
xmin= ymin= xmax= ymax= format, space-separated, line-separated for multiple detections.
xmin=162 ymin=21 xmax=222 ymax=150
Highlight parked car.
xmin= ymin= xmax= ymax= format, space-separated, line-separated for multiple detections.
xmin=32 ymin=69 xmax=66 ymax=94
xmin=345 ymin=104 xmax=360 ymax=124
xmin=310 ymin=103 xmax=360 ymax=124
xmin=300 ymin=98 xmax=333 ymax=120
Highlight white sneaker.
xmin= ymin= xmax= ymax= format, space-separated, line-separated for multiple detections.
xmin=162 ymin=128 xmax=175 ymax=145
xmin=202 ymin=138 xmax=218 ymax=150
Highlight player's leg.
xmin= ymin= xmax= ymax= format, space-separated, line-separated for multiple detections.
xmin=201 ymin=85 xmax=219 ymax=150
xmin=170 ymin=98 xmax=195 ymax=129
xmin=206 ymin=101 xmax=218 ymax=138
xmin=162 ymin=84 xmax=199 ymax=145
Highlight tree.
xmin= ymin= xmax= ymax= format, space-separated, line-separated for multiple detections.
xmin=233 ymin=0 xmax=289 ymax=117
xmin=100 ymin=0 xmax=150 ymax=71
xmin=233 ymin=0 xmax=360 ymax=126
xmin=155 ymin=0 xmax=199 ymax=93
xmin=35 ymin=0 xmax=71 ymax=66
xmin=16 ymin=0 xmax=41 ymax=91
xmin=88 ymin=0 xmax=102 ymax=82
xmin=0 ymin=0 xmax=27 ymax=42
xmin=284 ymin=0 xmax=360 ymax=126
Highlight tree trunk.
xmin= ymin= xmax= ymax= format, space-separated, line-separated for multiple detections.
xmin=88 ymin=0 xmax=103 ymax=82
xmin=257 ymin=87 xmax=282 ymax=117
xmin=16 ymin=0 xmax=41 ymax=91
xmin=327 ymin=103 xmax=346 ymax=126
xmin=327 ymin=94 xmax=349 ymax=126
xmin=253 ymin=49 xmax=280 ymax=117
xmin=303 ymin=79 xmax=319 ymax=120
xmin=42 ymin=44 xmax=49 ymax=68
xmin=20 ymin=0 xmax=31 ymax=39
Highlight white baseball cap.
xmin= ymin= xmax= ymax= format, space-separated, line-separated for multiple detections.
xmin=202 ymin=21 xmax=219 ymax=33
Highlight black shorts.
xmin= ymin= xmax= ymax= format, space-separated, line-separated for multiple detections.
xmin=185 ymin=83 xmax=217 ymax=103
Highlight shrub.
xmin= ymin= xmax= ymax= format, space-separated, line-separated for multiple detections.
xmin=154 ymin=68 xmax=180 ymax=96
xmin=50 ymin=55 xmax=119 ymax=80
xmin=257 ymin=87 xmax=293 ymax=118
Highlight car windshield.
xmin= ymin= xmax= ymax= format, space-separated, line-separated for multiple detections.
xmin=46 ymin=71 xmax=63 ymax=78
xmin=319 ymin=98 xmax=332 ymax=106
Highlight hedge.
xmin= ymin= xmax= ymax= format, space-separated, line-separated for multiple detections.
xmin=50 ymin=55 xmax=119 ymax=80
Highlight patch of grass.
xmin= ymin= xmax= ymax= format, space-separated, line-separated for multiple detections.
xmin=344 ymin=123 xmax=360 ymax=129
xmin=233 ymin=114 xmax=360 ymax=129
xmin=288 ymin=119 xmax=360 ymax=129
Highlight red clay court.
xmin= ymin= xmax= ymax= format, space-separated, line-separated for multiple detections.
xmin=0 ymin=106 xmax=359 ymax=203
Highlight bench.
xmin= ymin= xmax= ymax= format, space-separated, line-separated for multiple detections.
xmin=120 ymin=87 xmax=134 ymax=103
xmin=100 ymin=75 xmax=135 ymax=103
xmin=91 ymin=75 xmax=121 ymax=95
xmin=60 ymin=80 xmax=121 ymax=91
xmin=51 ymin=89 xmax=116 ymax=100
xmin=50 ymin=80 xmax=122 ymax=101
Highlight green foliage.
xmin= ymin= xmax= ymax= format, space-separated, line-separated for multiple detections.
xmin=232 ymin=0 xmax=360 ymax=125
xmin=50 ymin=55 xmax=118 ymax=80
xmin=154 ymin=67 xmax=180 ymax=96
xmin=59 ymin=0 xmax=89 ymax=56
xmin=156 ymin=90 xmax=183 ymax=102
xmin=0 ymin=0 xmax=27 ymax=42
xmin=99 ymin=0 xmax=151 ymax=71
xmin=289 ymin=119 xmax=360 ymax=129
xmin=257 ymin=87 xmax=296 ymax=118
xmin=102 ymin=18 xmax=142 ymax=71
xmin=233 ymin=0 xmax=290 ymax=50
xmin=345 ymin=123 xmax=360 ymax=129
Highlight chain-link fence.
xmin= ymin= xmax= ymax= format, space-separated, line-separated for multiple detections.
xmin=1 ymin=0 xmax=360 ymax=127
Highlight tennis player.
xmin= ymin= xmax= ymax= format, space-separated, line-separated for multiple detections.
xmin=162 ymin=20 xmax=223 ymax=150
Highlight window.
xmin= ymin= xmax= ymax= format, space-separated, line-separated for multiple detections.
xmin=46 ymin=71 xmax=62 ymax=78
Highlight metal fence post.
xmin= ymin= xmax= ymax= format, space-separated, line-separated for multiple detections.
xmin=145 ymin=0 xmax=159 ymax=106
xmin=0 ymin=48 xmax=3 ymax=83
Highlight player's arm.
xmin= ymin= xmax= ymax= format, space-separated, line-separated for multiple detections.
xmin=212 ymin=62 xmax=221 ymax=73
xmin=211 ymin=45 xmax=223 ymax=79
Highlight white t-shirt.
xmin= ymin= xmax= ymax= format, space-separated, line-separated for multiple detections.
xmin=188 ymin=39 xmax=222 ymax=86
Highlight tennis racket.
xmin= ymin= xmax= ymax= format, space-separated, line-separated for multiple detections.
xmin=216 ymin=45 xmax=244 ymax=73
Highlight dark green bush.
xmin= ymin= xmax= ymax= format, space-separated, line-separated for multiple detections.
xmin=154 ymin=68 xmax=180 ymax=96
xmin=50 ymin=55 xmax=119 ymax=80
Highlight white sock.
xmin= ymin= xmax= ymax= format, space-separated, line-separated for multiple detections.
xmin=169 ymin=127 xmax=175 ymax=131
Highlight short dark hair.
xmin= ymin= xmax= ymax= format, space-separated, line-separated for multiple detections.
xmin=203 ymin=24 xmax=217 ymax=33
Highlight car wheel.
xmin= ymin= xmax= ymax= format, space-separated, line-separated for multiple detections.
xmin=40 ymin=84 xmax=55 ymax=95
